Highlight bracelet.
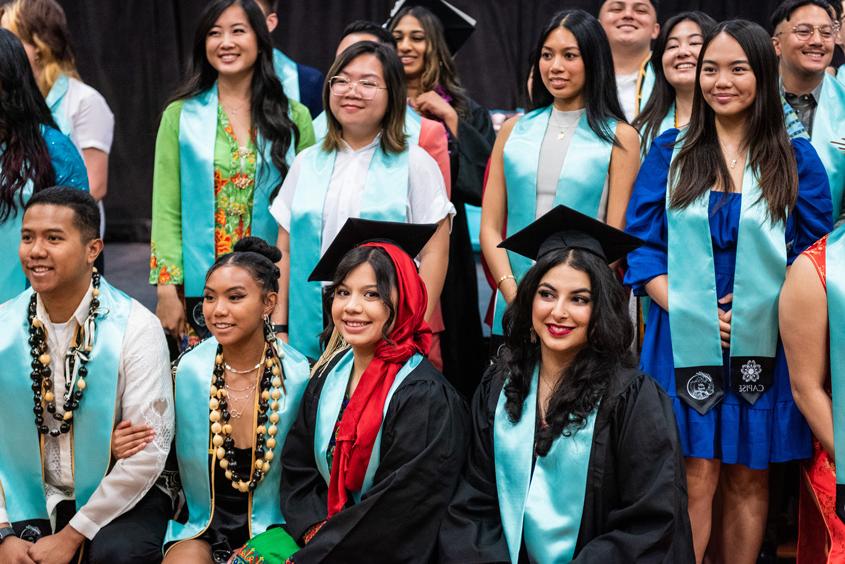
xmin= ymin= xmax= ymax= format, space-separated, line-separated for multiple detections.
xmin=272 ymin=324 xmax=289 ymax=334
xmin=496 ymin=274 xmax=516 ymax=288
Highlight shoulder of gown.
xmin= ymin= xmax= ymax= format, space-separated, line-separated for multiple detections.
xmin=788 ymin=136 xmax=833 ymax=261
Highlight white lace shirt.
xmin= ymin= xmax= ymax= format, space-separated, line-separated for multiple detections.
xmin=0 ymin=284 xmax=174 ymax=539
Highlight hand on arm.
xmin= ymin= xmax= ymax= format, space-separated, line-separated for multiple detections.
xmin=27 ymin=526 xmax=85 ymax=564
xmin=155 ymin=285 xmax=186 ymax=340
xmin=0 ymin=533 xmax=35 ymax=564
xmin=110 ymin=420 xmax=155 ymax=460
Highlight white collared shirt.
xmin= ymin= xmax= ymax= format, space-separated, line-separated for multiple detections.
xmin=0 ymin=283 xmax=173 ymax=539
xmin=270 ymin=137 xmax=455 ymax=255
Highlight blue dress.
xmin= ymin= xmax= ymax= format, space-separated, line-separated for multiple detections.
xmin=625 ymin=129 xmax=833 ymax=469
xmin=42 ymin=125 xmax=89 ymax=189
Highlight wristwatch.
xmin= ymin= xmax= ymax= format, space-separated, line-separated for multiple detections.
xmin=0 ymin=526 xmax=16 ymax=544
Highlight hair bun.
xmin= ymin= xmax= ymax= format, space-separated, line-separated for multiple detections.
xmin=234 ymin=236 xmax=283 ymax=263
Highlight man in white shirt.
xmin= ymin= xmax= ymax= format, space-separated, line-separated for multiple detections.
xmin=598 ymin=0 xmax=660 ymax=121
xmin=0 ymin=188 xmax=173 ymax=564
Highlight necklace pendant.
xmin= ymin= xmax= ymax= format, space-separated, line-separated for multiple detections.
xmin=730 ymin=158 xmax=737 ymax=170
xmin=557 ymin=131 xmax=566 ymax=140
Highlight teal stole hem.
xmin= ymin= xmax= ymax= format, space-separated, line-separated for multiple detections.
xmin=311 ymin=107 xmax=423 ymax=146
xmin=287 ymin=145 xmax=409 ymax=358
xmin=492 ymin=106 xmax=615 ymax=335
xmin=493 ymin=366 xmax=596 ymax=563
xmin=273 ymin=49 xmax=300 ymax=102
xmin=826 ymin=227 xmax=845 ymax=521
xmin=0 ymin=279 xmax=130 ymax=523
xmin=637 ymin=61 xmax=656 ymax=115
xmin=46 ymin=74 xmax=71 ymax=135
xmin=164 ymin=336 xmax=311 ymax=547
xmin=666 ymin=143 xmax=786 ymax=414
xmin=810 ymin=75 xmax=845 ymax=220
xmin=313 ymin=351 xmax=422 ymax=502
xmin=178 ymin=84 xmax=294 ymax=297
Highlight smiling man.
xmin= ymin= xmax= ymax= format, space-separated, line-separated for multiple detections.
xmin=598 ymin=0 xmax=660 ymax=121
xmin=773 ymin=0 xmax=845 ymax=222
xmin=0 ymin=188 xmax=173 ymax=564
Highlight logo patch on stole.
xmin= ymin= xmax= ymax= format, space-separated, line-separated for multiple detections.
xmin=687 ymin=371 xmax=715 ymax=401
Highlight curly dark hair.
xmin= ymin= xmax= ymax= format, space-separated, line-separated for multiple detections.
xmin=206 ymin=236 xmax=282 ymax=293
xmin=500 ymin=247 xmax=635 ymax=456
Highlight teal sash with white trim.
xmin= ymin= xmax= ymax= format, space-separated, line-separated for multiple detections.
xmin=287 ymin=145 xmax=409 ymax=358
xmin=667 ymin=143 xmax=786 ymax=413
xmin=273 ymin=49 xmax=300 ymax=102
xmin=46 ymin=74 xmax=71 ymax=135
xmin=493 ymin=365 xmax=596 ymax=563
xmin=810 ymin=74 xmax=845 ymax=220
xmin=826 ymin=227 xmax=845 ymax=521
xmin=311 ymin=108 xmax=423 ymax=146
xmin=164 ymin=336 xmax=310 ymax=545
xmin=492 ymin=106 xmax=615 ymax=335
xmin=178 ymin=84 xmax=295 ymax=297
xmin=0 ymin=278 xmax=130 ymax=523
xmin=313 ymin=350 xmax=422 ymax=501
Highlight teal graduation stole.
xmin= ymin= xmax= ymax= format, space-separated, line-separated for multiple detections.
xmin=0 ymin=278 xmax=130 ymax=523
xmin=164 ymin=336 xmax=311 ymax=546
xmin=46 ymin=74 xmax=71 ymax=135
xmin=666 ymin=143 xmax=786 ymax=414
xmin=273 ymin=49 xmax=300 ymax=102
xmin=311 ymin=107 xmax=423 ymax=146
xmin=493 ymin=366 xmax=596 ymax=563
xmin=826 ymin=227 xmax=845 ymax=521
xmin=637 ymin=60 xmax=656 ymax=115
xmin=837 ymin=65 xmax=845 ymax=86
xmin=781 ymin=95 xmax=809 ymax=140
xmin=0 ymin=181 xmax=32 ymax=303
xmin=178 ymin=84 xmax=294 ymax=297
xmin=313 ymin=350 xmax=422 ymax=502
xmin=287 ymin=145 xmax=409 ymax=358
xmin=809 ymin=74 xmax=845 ymax=220
xmin=492 ymin=106 xmax=615 ymax=335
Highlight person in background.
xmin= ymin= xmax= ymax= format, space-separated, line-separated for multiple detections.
xmin=634 ymin=11 xmax=717 ymax=153
xmin=270 ymin=41 xmax=453 ymax=362
xmin=150 ymin=0 xmax=314 ymax=353
xmin=0 ymin=28 xmax=88 ymax=304
xmin=481 ymin=10 xmax=639 ymax=348
xmin=388 ymin=0 xmax=493 ymax=397
xmin=625 ymin=20 xmax=832 ymax=563
xmin=236 ymin=219 xmax=469 ymax=563
xmin=598 ymin=0 xmax=660 ymax=121
xmin=255 ymin=0 xmax=324 ymax=118
xmin=773 ymin=0 xmax=845 ymax=223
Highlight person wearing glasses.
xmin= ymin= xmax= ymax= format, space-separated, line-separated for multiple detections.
xmin=270 ymin=41 xmax=454 ymax=360
xmin=773 ymin=0 xmax=845 ymax=223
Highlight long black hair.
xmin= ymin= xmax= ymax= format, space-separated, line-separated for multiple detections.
xmin=530 ymin=9 xmax=626 ymax=145
xmin=669 ymin=20 xmax=797 ymax=223
xmin=0 ymin=28 xmax=57 ymax=221
xmin=633 ymin=11 xmax=716 ymax=153
xmin=500 ymin=248 xmax=634 ymax=457
xmin=167 ymin=0 xmax=298 ymax=200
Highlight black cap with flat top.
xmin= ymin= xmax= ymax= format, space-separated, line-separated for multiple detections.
xmin=385 ymin=0 xmax=476 ymax=54
xmin=308 ymin=218 xmax=438 ymax=282
xmin=498 ymin=205 xmax=645 ymax=264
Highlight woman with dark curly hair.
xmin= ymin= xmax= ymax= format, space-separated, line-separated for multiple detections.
xmin=439 ymin=206 xmax=693 ymax=563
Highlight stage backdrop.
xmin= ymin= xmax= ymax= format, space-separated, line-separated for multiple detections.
xmin=43 ymin=0 xmax=784 ymax=240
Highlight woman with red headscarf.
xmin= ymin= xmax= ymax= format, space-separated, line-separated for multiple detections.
xmin=232 ymin=218 xmax=469 ymax=563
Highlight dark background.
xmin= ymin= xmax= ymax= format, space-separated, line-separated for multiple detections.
xmin=44 ymin=0 xmax=783 ymax=241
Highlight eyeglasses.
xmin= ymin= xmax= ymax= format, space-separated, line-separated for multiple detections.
xmin=328 ymin=76 xmax=387 ymax=100
xmin=776 ymin=23 xmax=839 ymax=41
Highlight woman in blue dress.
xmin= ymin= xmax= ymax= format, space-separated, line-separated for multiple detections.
xmin=0 ymin=28 xmax=88 ymax=303
xmin=625 ymin=20 xmax=832 ymax=564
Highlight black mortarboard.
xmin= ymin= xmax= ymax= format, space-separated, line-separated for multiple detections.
xmin=308 ymin=218 xmax=438 ymax=282
xmin=385 ymin=0 xmax=476 ymax=54
xmin=498 ymin=205 xmax=645 ymax=264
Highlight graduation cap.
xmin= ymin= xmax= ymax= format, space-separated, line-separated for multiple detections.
xmin=385 ymin=0 xmax=477 ymax=54
xmin=498 ymin=205 xmax=645 ymax=264
xmin=308 ymin=218 xmax=438 ymax=282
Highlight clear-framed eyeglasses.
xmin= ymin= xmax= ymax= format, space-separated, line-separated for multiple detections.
xmin=776 ymin=23 xmax=839 ymax=41
xmin=328 ymin=76 xmax=387 ymax=100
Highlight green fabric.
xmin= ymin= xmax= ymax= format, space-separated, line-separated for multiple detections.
xmin=150 ymin=99 xmax=315 ymax=285
xmin=234 ymin=527 xmax=300 ymax=563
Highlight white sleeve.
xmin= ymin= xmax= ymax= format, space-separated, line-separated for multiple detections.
xmin=69 ymin=302 xmax=174 ymax=539
xmin=70 ymin=86 xmax=114 ymax=154
xmin=407 ymin=145 xmax=456 ymax=228
xmin=269 ymin=151 xmax=304 ymax=232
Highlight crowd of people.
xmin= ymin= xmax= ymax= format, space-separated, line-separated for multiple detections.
xmin=0 ymin=0 xmax=844 ymax=562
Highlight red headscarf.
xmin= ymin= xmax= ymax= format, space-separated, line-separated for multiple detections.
xmin=326 ymin=242 xmax=432 ymax=516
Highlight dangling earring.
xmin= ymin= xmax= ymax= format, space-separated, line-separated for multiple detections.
xmin=263 ymin=315 xmax=274 ymax=341
xmin=529 ymin=327 xmax=538 ymax=344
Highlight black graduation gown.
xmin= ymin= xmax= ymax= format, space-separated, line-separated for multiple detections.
xmin=440 ymin=96 xmax=495 ymax=399
xmin=279 ymin=355 xmax=470 ymax=563
xmin=438 ymin=364 xmax=695 ymax=563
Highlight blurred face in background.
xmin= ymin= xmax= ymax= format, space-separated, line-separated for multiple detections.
xmin=598 ymin=0 xmax=659 ymax=53
xmin=392 ymin=14 xmax=427 ymax=80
